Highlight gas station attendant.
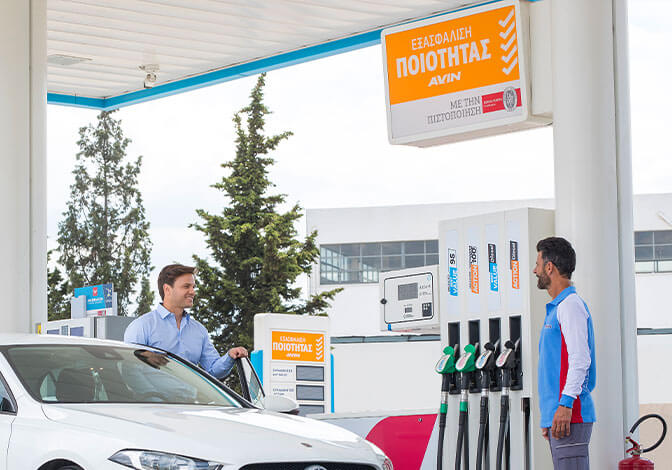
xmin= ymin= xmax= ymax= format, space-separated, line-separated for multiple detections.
xmin=124 ymin=264 xmax=248 ymax=378
xmin=534 ymin=237 xmax=597 ymax=470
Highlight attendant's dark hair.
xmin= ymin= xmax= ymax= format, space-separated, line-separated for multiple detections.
xmin=536 ymin=237 xmax=576 ymax=279
xmin=157 ymin=264 xmax=197 ymax=300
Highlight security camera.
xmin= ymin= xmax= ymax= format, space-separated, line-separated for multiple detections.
xmin=144 ymin=72 xmax=157 ymax=88
xmin=139 ymin=64 xmax=160 ymax=89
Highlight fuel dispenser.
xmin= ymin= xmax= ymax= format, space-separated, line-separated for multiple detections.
xmin=437 ymin=208 xmax=555 ymax=469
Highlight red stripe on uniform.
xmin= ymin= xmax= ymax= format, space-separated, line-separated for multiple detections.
xmin=560 ymin=331 xmax=583 ymax=423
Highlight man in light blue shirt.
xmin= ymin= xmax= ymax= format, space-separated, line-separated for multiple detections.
xmin=124 ymin=264 xmax=247 ymax=378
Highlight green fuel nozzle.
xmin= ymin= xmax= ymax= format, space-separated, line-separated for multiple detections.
xmin=455 ymin=343 xmax=477 ymax=373
xmin=435 ymin=346 xmax=457 ymax=374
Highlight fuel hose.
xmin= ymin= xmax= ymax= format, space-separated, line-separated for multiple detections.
xmin=495 ymin=392 xmax=510 ymax=470
xmin=455 ymin=373 xmax=470 ymax=470
xmin=476 ymin=394 xmax=489 ymax=470
xmin=437 ymin=374 xmax=450 ymax=470
xmin=435 ymin=346 xmax=456 ymax=470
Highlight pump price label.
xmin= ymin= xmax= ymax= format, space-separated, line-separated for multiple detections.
xmin=448 ymin=249 xmax=458 ymax=296
xmin=510 ymin=240 xmax=520 ymax=290
xmin=468 ymin=245 xmax=479 ymax=294
xmin=271 ymin=331 xmax=325 ymax=363
xmin=488 ymin=243 xmax=499 ymax=292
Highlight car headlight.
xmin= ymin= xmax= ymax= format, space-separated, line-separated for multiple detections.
xmin=109 ymin=449 xmax=223 ymax=470
xmin=366 ymin=441 xmax=393 ymax=470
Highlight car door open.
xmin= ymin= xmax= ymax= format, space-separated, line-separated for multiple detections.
xmin=235 ymin=357 xmax=299 ymax=414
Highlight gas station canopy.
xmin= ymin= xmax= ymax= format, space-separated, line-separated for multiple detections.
xmin=1 ymin=1 xmax=639 ymax=465
xmin=46 ymin=0 xmax=482 ymax=110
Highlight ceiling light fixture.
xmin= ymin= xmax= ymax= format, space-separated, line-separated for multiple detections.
xmin=47 ymin=54 xmax=92 ymax=66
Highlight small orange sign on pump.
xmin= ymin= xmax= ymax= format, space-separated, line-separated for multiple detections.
xmin=511 ymin=260 xmax=520 ymax=290
xmin=271 ymin=331 xmax=325 ymax=363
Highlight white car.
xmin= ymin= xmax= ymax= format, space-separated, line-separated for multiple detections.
xmin=0 ymin=334 xmax=392 ymax=470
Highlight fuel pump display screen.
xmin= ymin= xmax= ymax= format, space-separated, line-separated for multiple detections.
xmin=296 ymin=384 xmax=324 ymax=401
xmin=398 ymin=282 xmax=418 ymax=301
xmin=296 ymin=365 xmax=324 ymax=381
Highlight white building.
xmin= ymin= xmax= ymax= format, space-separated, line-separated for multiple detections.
xmin=307 ymin=195 xmax=672 ymax=445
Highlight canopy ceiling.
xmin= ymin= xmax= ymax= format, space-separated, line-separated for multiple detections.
xmin=46 ymin=0 xmax=486 ymax=109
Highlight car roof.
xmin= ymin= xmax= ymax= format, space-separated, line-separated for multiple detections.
xmin=0 ymin=333 xmax=135 ymax=348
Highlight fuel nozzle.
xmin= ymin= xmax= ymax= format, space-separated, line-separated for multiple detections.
xmin=475 ymin=340 xmax=500 ymax=390
xmin=456 ymin=343 xmax=478 ymax=391
xmin=435 ymin=346 xmax=457 ymax=375
xmin=495 ymin=339 xmax=520 ymax=389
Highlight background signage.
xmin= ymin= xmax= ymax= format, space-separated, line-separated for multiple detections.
xmin=73 ymin=283 xmax=114 ymax=316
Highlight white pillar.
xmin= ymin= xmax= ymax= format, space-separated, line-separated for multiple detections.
xmin=551 ymin=0 xmax=637 ymax=467
xmin=0 ymin=0 xmax=47 ymax=333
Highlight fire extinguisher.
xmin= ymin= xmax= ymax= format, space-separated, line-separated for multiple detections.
xmin=618 ymin=414 xmax=667 ymax=469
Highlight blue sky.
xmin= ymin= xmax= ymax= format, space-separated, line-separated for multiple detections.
xmin=46 ymin=0 xmax=671 ymax=302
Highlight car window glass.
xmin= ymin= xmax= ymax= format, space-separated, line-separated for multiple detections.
xmin=39 ymin=372 xmax=57 ymax=400
xmin=0 ymin=376 xmax=15 ymax=413
xmin=5 ymin=345 xmax=242 ymax=407
xmin=240 ymin=358 xmax=264 ymax=407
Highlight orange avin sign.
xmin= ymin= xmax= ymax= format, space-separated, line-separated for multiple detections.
xmin=384 ymin=4 xmax=520 ymax=106
xmin=271 ymin=331 xmax=325 ymax=363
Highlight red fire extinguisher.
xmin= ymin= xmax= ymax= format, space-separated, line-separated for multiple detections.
xmin=618 ymin=414 xmax=667 ymax=469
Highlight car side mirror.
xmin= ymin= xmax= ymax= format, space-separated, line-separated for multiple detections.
xmin=262 ymin=395 xmax=300 ymax=415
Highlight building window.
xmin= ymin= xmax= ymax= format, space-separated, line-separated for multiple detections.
xmin=320 ymin=240 xmax=439 ymax=285
xmin=635 ymin=230 xmax=672 ymax=273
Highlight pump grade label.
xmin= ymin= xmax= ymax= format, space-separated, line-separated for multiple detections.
xmin=271 ymin=331 xmax=325 ymax=363
xmin=488 ymin=243 xmax=499 ymax=292
xmin=469 ymin=245 xmax=479 ymax=294
xmin=510 ymin=240 xmax=520 ymax=290
xmin=448 ymin=248 xmax=458 ymax=296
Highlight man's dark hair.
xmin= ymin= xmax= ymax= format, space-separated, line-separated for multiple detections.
xmin=157 ymin=264 xmax=197 ymax=300
xmin=536 ymin=237 xmax=576 ymax=279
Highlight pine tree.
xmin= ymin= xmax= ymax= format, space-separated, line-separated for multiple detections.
xmin=191 ymin=74 xmax=341 ymax=352
xmin=56 ymin=110 xmax=154 ymax=317
xmin=47 ymin=249 xmax=71 ymax=321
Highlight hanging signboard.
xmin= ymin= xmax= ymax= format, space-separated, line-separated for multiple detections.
xmin=382 ymin=0 xmax=545 ymax=146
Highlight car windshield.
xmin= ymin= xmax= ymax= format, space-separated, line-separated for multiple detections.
xmin=4 ymin=344 xmax=242 ymax=407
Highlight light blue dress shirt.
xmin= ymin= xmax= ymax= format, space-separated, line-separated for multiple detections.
xmin=124 ymin=304 xmax=234 ymax=378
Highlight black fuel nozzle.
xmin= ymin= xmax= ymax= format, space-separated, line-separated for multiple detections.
xmin=495 ymin=339 xmax=519 ymax=389
xmin=476 ymin=340 xmax=500 ymax=390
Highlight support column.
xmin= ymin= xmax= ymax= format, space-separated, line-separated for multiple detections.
xmin=0 ymin=0 xmax=47 ymax=333
xmin=551 ymin=0 xmax=637 ymax=467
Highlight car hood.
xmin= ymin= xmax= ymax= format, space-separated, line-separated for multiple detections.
xmin=42 ymin=404 xmax=379 ymax=465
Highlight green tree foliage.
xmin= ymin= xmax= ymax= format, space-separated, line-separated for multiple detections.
xmin=56 ymin=110 xmax=154 ymax=316
xmin=47 ymin=249 xmax=71 ymax=321
xmin=192 ymin=74 xmax=341 ymax=352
